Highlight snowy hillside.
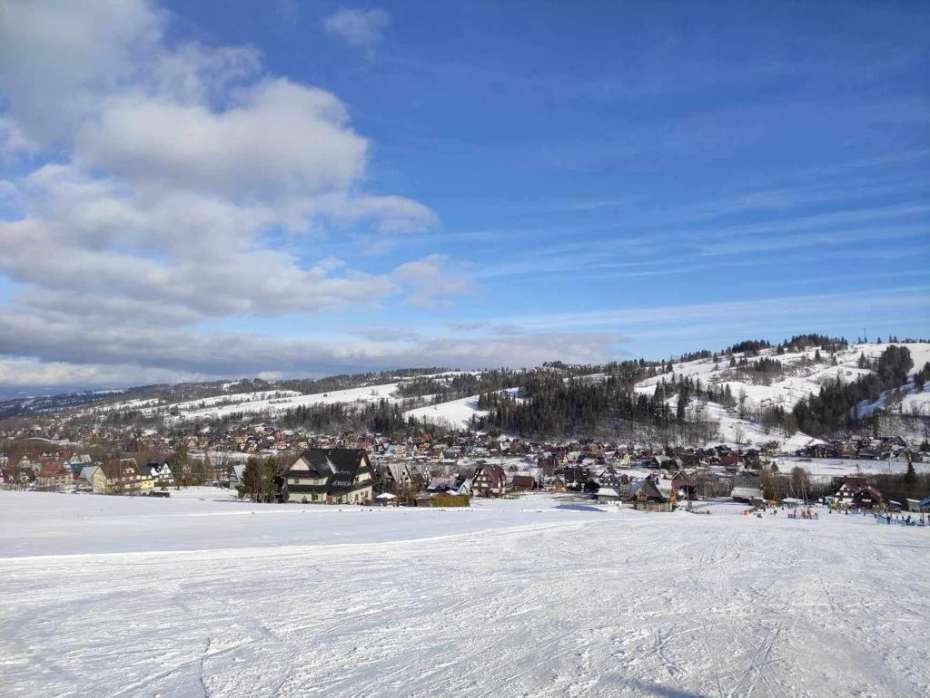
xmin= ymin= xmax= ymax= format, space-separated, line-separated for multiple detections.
xmin=146 ymin=383 xmax=404 ymax=423
xmin=52 ymin=342 xmax=929 ymax=444
xmin=109 ymin=372 xmax=485 ymax=424
xmin=633 ymin=342 xmax=930 ymax=446
xmin=402 ymin=389 xmax=520 ymax=430
xmin=858 ymin=380 xmax=930 ymax=419
xmin=1 ymin=491 xmax=928 ymax=697
xmin=403 ymin=394 xmax=487 ymax=430
xmin=637 ymin=342 xmax=930 ymax=408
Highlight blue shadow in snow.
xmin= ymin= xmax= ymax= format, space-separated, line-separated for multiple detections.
xmin=555 ymin=503 xmax=607 ymax=513
xmin=616 ymin=680 xmax=708 ymax=697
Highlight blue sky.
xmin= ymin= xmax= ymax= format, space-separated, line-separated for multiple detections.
xmin=0 ymin=0 xmax=928 ymax=390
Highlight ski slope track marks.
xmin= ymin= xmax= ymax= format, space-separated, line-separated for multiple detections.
xmin=1 ymin=493 xmax=928 ymax=697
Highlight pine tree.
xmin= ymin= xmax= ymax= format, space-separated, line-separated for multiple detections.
xmin=168 ymin=441 xmax=188 ymax=490
xmin=239 ymin=458 xmax=263 ymax=502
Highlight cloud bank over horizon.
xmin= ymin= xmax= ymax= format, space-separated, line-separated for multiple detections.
xmin=0 ymin=0 xmax=556 ymax=389
xmin=0 ymin=0 xmax=927 ymax=391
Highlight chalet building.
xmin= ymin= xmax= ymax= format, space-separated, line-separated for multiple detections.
xmin=282 ymin=449 xmax=373 ymax=504
xmin=624 ymin=478 xmax=674 ymax=512
xmin=852 ymin=486 xmax=882 ymax=510
xmin=596 ymin=467 xmax=623 ymax=488
xmin=93 ymin=458 xmax=154 ymax=495
xmin=381 ymin=462 xmax=416 ymax=494
xmin=671 ymin=471 xmax=697 ymax=499
xmin=718 ymin=452 xmax=739 ymax=468
xmin=472 ymin=464 xmax=506 ymax=497
xmin=427 ymin=475 xmax=460 ymax=492
xmin=560 ymin=465 xmax=589 ymax=489
xmin=832 ymin=476 xmax=869 ymax=506
xmin=649 ymin=455 xmax=673 ymax=469
xmin=509 ymin=474 xmax=537 ymax=491
xmin=36 ymin=460 xmax=72 ymax=490
xmin=143 ymin=462 xmax=172 ymax=481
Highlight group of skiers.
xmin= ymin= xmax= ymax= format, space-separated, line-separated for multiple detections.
xmin=877 ymin=512 xmax=926 ymax=526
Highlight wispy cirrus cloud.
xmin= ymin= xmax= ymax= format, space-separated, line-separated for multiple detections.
xmin=323 ymin=7 xmax=390 ymax=58
xmin=503 ymin=287 xmax=930 ymax=333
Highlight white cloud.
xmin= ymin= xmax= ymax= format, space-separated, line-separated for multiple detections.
xmin=0 ymin=358 xmax=207 ymax=391
xmin=0 ymin=310 xmax=627 ymax=388
xmin=393 ymin=254 xmax=472 ymax=307
xmin=0 ymin=116 xmax=34 ymax=161
xmin=0 ymin=0 xmax=470 ymax=388
xmin=0 ymin=0 xmax=164 ymax=144
xmin=323 ymin=8 xmax=390 ymax=58
xmin=77 ymin=80 xmax=369 ymax=201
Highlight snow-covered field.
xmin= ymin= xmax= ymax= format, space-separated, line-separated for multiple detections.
xmin=777 ymin=456 xmax=930 ymax=480
xmin=2 ymin=492 xmax=928 ymax=697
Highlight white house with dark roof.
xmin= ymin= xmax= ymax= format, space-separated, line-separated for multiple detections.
xmin=283 ymin=449 xmax=373 ymax=504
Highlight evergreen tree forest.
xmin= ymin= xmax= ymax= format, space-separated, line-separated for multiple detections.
xmin=279 ymin=399 xmax=422 ymax=435
xmin=792 ymin=345 xmax=914 ymax=437
xmin=472 ymin=364 xmax=725 ymax=442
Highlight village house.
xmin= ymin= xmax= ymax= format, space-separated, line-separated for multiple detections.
xmin=832 ymin=476 xmax=869 ymax=507
xmin=36 ymin=460 xmax=73 ymax=490
xmin=595 ymin=466 xmax=623 ymax=488
xmin=92 ymin=458 xmax=154 ymax=495
xmin=670 ymin=471 xmax=697 ymax=499
xmin=281 ymin=448 xmax=374 ymax=504
xmin=718 ymin=452 xmax=739 ymax=468
xmin=624 ymin=478 xmax=675 ymax=512
xmin=852 ymin=486 xmax=883 ymax=510
xmin=427 ymin=474 xmax=461 ymax=492
xmin=472 ymin=463 xmax=507 ymax=497
xmin=509 ymin=474 xmax=537 ymax=491
xmin=380 ymin=461 xmax=416 ymax=494
xmin=143 ymin=462 xmax=172 ymax=481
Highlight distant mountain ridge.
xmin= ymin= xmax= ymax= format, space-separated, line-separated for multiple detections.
xmin=3 ymin=337 xmax=929 ymax=446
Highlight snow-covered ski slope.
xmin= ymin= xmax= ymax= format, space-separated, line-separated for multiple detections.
xmin=635 ymin=342 xmax=930 ymax=409
xmin=1 ymin=491 xmax=928 ymax=698
xmin=402 ymin=389 xmax=520 ymax=429
xmin=402 ymin=394 xmax=488 ymax=430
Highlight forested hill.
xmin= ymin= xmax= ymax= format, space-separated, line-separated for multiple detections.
xmin=470 ymin=339 xmax=930 ymax=443
xmin=4 ymin=335 xmax=929 ymax=446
